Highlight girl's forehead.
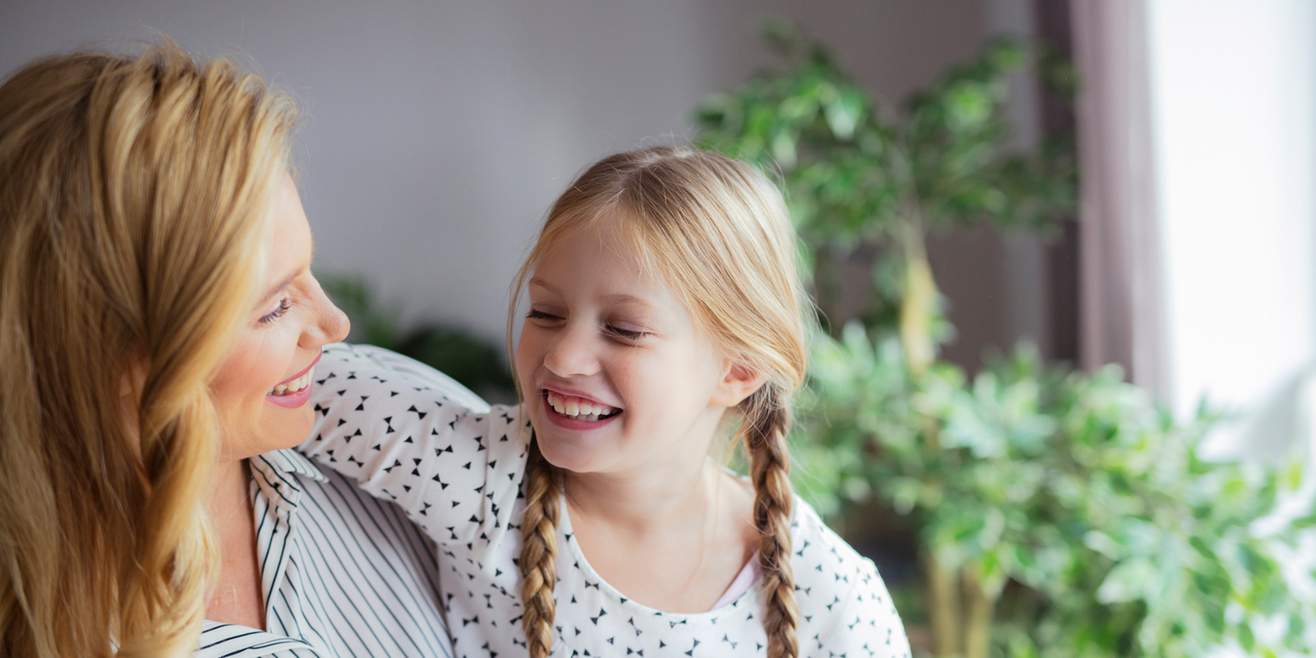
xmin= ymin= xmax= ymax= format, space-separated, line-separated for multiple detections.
xmin=531 ymin=225 xmax=701 ymax=317
xmin=535 ymin=220 xmax=660 ymax=287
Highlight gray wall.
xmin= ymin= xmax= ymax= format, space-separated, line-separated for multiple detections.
xmin=0 ymin=0 xmax=1048 ymax=367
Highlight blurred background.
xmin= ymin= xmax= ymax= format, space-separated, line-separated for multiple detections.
xmin=3 ymin=1 xmax=1314 ymax=656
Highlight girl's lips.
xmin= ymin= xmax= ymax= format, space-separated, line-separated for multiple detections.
xmin=539 ymin=383 xmax=619 ymax=410
xmin=540 ymin=394 xmax=621 ymax=431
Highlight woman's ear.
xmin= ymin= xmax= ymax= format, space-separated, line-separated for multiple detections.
xmin=711 ymin=359 xmax=766 ymax=409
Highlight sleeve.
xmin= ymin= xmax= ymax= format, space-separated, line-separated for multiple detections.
xmin=297 ymin=343 xmax=531 ymax=547
xmin=817 ymin=559 xmax=913 ymax=658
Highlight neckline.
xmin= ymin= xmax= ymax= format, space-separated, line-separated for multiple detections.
xmin=555 ymin=491 xmax=792 ymax=621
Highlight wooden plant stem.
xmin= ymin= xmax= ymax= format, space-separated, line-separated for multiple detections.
xmin=926 ymin=550 xmax=963 ymax=657
xmin=964 ymin=571 xmax=997 ymax=658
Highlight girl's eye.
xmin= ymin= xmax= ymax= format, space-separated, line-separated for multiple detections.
xmin=259 ymin=298 xmax=292 ymax=325
xmin=526 ymin=309 xmax=563 ymax=322
xmin=606 ymin=324 xmax=649 ymax=341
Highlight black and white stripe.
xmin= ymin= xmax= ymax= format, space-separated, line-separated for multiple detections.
xmin=195 ymin=449 xmax=454 ymax=658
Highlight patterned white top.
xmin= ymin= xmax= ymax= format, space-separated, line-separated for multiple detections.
xmin=300 ymin=344 xmax=912 ymax=658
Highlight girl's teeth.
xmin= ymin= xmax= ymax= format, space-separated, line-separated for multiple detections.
xmin=545 ymin=391 xmax=617 ymax=418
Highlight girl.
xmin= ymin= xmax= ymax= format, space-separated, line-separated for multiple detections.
xmin=301 ymin=146 xmax=910 ymax=657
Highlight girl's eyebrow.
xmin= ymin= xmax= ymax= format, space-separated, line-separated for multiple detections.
xmin=529 ymin=277 xmax=654 ymax=309
xmin=528 ymin=277 xmax=560 ymax=294
xmin=602 ymin=293 xmax=652 ymax=309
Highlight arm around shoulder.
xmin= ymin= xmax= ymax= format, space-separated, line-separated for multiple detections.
xmin=297 ymin=343 xmax=531 ymax=546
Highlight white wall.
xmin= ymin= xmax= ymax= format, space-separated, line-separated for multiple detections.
xmin=1145 ymin=0 xmax=1316 ymax=459
xmin=0 ymin=0 xmax=1042 ymax=364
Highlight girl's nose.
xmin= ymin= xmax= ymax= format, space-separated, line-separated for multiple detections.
xmin=542 ymin=324 xmax=599 ymax=378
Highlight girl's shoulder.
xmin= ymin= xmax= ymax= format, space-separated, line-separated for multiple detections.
xmin=787 ymin=496 xmax=882 ymax=594
xmin=788 ymin=496 xmax=912 ymax=657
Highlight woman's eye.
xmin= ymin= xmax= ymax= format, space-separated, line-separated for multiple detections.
xmin=259 ymin=298 xmax=292 ymax=325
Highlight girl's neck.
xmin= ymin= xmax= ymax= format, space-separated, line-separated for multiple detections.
xmin=563 ymin=457 xmax=723 ymax=537
xmin=559 ymin=452 xmax=759 ymax=613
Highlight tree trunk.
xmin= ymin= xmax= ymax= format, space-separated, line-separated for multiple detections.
xmin=964 ymin=571 xmax=997 ymax=658
xmin=898 ymin=225 xmax=937 ymax=375
xmin=900 ymin=222 xmax=966 ymax=655
xmin=926 ymin=550 xmax=963 ymax=657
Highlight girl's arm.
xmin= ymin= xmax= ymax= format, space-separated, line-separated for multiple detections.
xmin=297 ymin=343 xmax=530 ymax=547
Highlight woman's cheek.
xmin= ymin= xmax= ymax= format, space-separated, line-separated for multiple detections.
xmin=213 ymin=331 xmax=286 ymax=416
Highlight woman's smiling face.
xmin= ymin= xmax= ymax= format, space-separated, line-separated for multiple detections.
xmin=210 ymin=173 xmax=350 ymax=462
xmin=514 ymin=219 xmax=745 ymax=477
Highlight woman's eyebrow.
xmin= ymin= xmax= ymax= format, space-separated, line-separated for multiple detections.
xmin=259 ymin=271 xmax=297 ymax=304
xmin=259 ymin=239 xmax=315 ymax=304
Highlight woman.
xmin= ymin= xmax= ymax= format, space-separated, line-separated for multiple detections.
xmin=0 ymin=44 xmax=454 ymax=657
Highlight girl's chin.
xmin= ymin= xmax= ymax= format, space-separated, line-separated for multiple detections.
xmin=532 ymin=429 xmax=603 ymax=474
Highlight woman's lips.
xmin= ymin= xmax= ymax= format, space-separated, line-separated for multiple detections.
xmin=265 ymin=354 xmax=321 ymax=409
xmin=266 ymin=384 xmax=312 ymax=409
xmin=273 ymin=353 xmax=321 ymax=387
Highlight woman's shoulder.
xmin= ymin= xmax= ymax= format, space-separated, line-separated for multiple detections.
xmin=788 ymin=496 xmax=912 ymax=657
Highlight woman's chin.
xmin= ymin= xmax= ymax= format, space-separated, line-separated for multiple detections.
xmin=257 ymin=404 xmax=317 ymax=452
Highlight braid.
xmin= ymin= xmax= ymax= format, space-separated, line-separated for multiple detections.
xmin=746 ymin=389 xmax=799 ymax=658
xmin=519 ymin=436 xmax=561 ymax=658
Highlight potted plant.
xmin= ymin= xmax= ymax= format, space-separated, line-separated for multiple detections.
xmin=695 ymin=23 xmax=1314 ymax=657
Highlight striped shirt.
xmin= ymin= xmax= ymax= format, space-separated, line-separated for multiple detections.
xmin=194 ymin=448 xmax=455 ymax=657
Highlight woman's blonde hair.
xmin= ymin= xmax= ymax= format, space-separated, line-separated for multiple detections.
xmin=0 ymin=44 xmax=296 ymax=657
xmin=508 ymin=145 xmax=810 ymax=658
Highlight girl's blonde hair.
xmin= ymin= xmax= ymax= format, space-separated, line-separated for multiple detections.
xmin=0 ymin=44 xmax=296 ymax=657
xmin=507 ymin=145 xmax=810 ymax=658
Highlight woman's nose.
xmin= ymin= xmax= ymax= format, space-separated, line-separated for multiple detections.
xmin=301 ymin=276 xmax=351 ymax=348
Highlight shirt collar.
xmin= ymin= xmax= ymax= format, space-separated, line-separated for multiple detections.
xmin=197 ymin=621 xmax=318 ymax=658
xmin=258 ymin=448 xmax=328 ymax=483
xmin=247 ymin=448 xmax=327 ymax=513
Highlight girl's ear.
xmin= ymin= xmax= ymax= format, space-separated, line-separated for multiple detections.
xmin=711 ymin=359 xmax=766 ymax=409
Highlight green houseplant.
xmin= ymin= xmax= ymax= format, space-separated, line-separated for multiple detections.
xmin=695 ymin=22 xmax=1314 ymax=658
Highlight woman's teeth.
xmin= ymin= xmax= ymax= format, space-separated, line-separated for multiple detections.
xmin=268 ymin=367 xmax=314 ymax=397
xmin=546 ymin=391 xmax=618 ymax=421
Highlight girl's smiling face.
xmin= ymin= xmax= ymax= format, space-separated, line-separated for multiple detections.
xmin=209 ymin=173 xmax=351 ymax=462
xmin=514 ymin=220 xmax=753 ymax=477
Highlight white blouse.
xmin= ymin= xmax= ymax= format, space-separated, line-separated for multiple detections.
xmin=196 ymin=449 xmax=454 ymax=657
xmin=300 ymin=343 xmax=911 ymax=658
